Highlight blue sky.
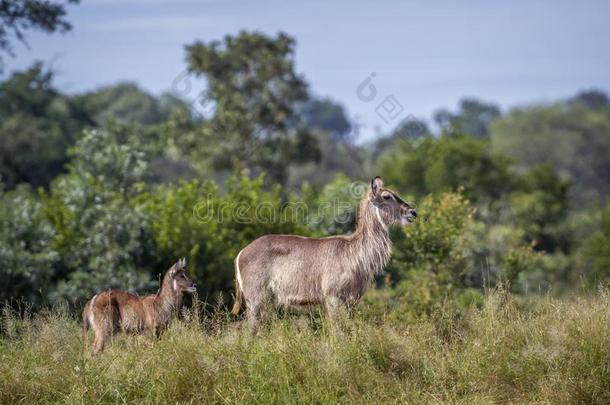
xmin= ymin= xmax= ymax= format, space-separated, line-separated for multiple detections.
xmin=6 ymin=0 xmax=610 ymax=140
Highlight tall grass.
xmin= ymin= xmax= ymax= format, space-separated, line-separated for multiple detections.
xmin=1 ymin=289 xmax=609 ymax=404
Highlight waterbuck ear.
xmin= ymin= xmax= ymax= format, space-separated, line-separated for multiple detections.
xmin=171 ymin=258 xmax=184 ymax=273
xmin=371 ymin=176 xmax=384 ymax=197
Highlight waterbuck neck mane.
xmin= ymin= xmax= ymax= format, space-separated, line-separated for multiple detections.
xmin=155 ymin=268 xmax=182 ymax=314
xmin=339 ymin=191 xmax=393 ymax=277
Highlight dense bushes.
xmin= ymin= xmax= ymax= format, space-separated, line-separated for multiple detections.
xmin=0 ymin=63 xmax=93 ymax=188
xmin=387 ymin=192 xmax=476 ymax=316
xmin=378 ymin=135 xmax=513 ymax=203
xmin=0 ymin=124 xmax=606 ymax=311
xmin=0 ymin=129 xmax=313 ymax=305
xmin=40 ymin=129 xmax=154 ymax=303
xmin=0 ymin=185 xmax=58 ymax=305
xmin=580 ymin=200 xmax=610 ymax=286
xmin=0 ymin=121 xmax=607 ymax=313
xmin=143 ymin=175 xmax=310 ymax=298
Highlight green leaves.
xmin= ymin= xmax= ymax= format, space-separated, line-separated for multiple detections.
xmin=490 ymin=100 xmax=610 ymax=207
xmin=65 ymin=129 xmax=150 ymax=194
xmin=580 ymin=200 xmax=610 ymax=287
xmin=0 ymin=185 xmax=59 ymax=304
xmin=75 ymin=83 xmax=189 ymax=127
xmin=0 ymin=63 xmax=92 ymax=188
xmin=393 ymin=192 xmax=474 ymax=277
xmin=143 ymin=172 xmax=310 ymax=300
xmin=42 ymin=128 xmax=154 ymax=303
xmin=378 ymin=135 xmax=512 ymax=202
xmin=0 ymin=1 xmax=78 ymax=71
xmin=178 ymin=31 xmax=316 ymax=183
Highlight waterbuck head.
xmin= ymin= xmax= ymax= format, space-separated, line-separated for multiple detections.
xmin=169 ymin=258 xmax=197 ymax=294
xmin=370 ymin=176 xmax=417 ymax=226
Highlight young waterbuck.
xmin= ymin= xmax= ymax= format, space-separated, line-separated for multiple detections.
xmin=231 ymin=176 xmax=416 ymax=327
xmin=82 ymin=258 xmax=196 ymax=353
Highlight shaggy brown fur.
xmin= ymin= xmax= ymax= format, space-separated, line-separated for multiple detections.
xmin=231 ymin=176 xmax=416 ymax=327
xmin=82 ymin=258 xmax=196 ymax=353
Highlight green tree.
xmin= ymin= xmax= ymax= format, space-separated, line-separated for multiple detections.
xmin=491 ymin=95 xmax=610 ymax=206
xmin=0 ymin=184 xmax=58 ymax=305
xmin=387 ymin=192 xmax=479 ymax=316
xmin=390 ymin=117 xmax=429 ymax=140
xmin=286 ymin=131 xmax=366 ymax=190
xmin=580 ymin=200 xmax=610 ymax=286
xmin=299 ymin=173 xmax=360 ymax=236
xmin=508 ymin=164 xmax=570 ymax=252
xmin=43 ymin=129 xmax=153 ymax=303
xmin=374 ymin=116 xmax=430 ymax=157
xmin=0 ymin=0 xmax=78 ymax=71
xmin=569 ymin=89 xmax=609 ymax=109
xmin=295 ymin=97 xmax=352 ymax=143
xmin=76 ymin=82 xmax=190 ymax=126
xmin=378 ymin=135 xmax=512 ymax=202
xmin=175 ymin=31 xmax=317 ymax=184
xmin=0 ymin=63 xmax=92 ymax=188
xmin=143 ymin=172 xmax=310 ymax=299
xmin=434 ymin=98 xmax=501 ymax=137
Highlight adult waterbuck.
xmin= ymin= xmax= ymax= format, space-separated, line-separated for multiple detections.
xmin=231 ymin=176 xmax=416 ymax=327
xmin=82 ymin=258 xmax=196 ymax=353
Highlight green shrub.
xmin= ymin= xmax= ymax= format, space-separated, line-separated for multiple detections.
xmin=378 ymin=135 xmax=513 ymax=202
xmin=500 ymin=244 xmax=543 ymax=293
xmin=0 ymin=185 xmax=59 ymax=305
xmin=143 ymin=171 xmax=311 ymax=300
xmin=580 ymin=200 xmax=610 ymax=286
xmin=299 ymin=173 xmax=361 ymax=236
xmin=42 ymin=129 xmax=154 ymax=303
xmin=384 ymin=192 xmax=476 ymax=318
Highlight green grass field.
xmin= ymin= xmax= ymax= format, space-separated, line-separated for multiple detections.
xmin=1 ymin=289 xmax=609 ymax=404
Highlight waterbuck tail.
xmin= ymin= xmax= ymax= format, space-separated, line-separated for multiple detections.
xmin=231 ymin=279 xmax=243 ymax=315
xmin=231 ymin=250 xmax=244 ymax=315
xmin=81 ymin=301 xmax=91 ymax=354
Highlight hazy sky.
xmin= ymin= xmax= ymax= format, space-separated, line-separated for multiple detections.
xmin=6 ymin=0 xmax=610 ymax=140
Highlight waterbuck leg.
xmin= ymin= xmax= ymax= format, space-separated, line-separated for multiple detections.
xmin=247 ymin=304 xmax=261 ymax=331
xmin=325 ymin=296 xmax=348 ymax=323
xmin=246 ymin=296 xmax=269 ymax=333
xmin=92 ymin=326 xmax=108 ymax=354
xmin=91 ymin=306 xmax=113 ymax=354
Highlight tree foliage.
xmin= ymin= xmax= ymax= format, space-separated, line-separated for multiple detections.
xmin=434 ymin=98 xmax=501 ymax=137
xmin=143 ymin=173 xmax=309 ymax=298
xmin=385 ymin=192 xmax=479 ymax=316
xmin=42 ymin=129 xmax=153 ymax=303
xmin=295 ymin=97 xmax=352 ymax=143
xmin=377 ymin=135 xmax=512 ymax=202
xmin=177 ymin=31 xmax=317 ymax=183
xmin=0 ymin=63 xmax=92 ymax=188
xmin=76 ymin=82 xmax=189 ymax=127
xmin=0 ymin=184 xmax=58 ymax=304
xmin=581 ymin=200 xmax=610 ymax=286
xmin=508 ymin=164 xmax=570 ymax=252
xmin=491 ymin=99 xmax=610 ymax=206
xmin=0 ymin=0 xmax=78 ymax=71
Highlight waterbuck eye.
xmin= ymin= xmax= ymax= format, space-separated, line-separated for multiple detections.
xmin=382 ymin=194 xmax=392 ymax=200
